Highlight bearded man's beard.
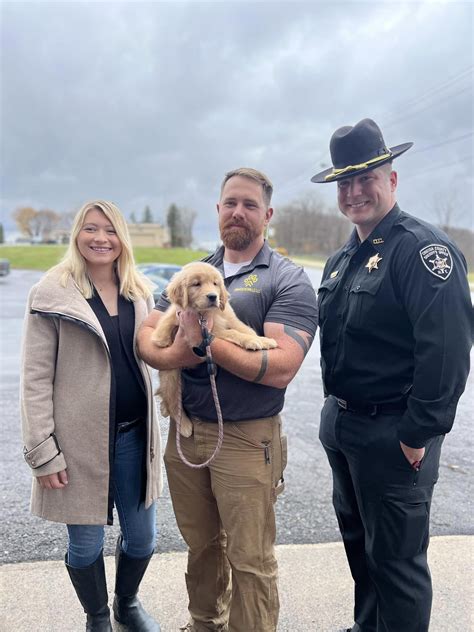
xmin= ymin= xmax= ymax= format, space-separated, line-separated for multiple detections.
xmin=220 ymin=222 xmax=260 ymax=251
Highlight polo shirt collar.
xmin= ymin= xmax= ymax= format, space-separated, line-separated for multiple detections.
xmin=249 ymin=240 xmax=272 ymax=268
xmin=208 ymin=240 xmax=271 ymax=272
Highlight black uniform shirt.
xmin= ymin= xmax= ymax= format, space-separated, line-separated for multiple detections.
xmin=318 ymin=204 xmax=472 ymax=447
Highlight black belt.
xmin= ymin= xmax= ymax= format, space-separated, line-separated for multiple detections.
xmin=335 ymin=397 xmax=407 ymax=416
xmin=117 ymin=418 xmax=144 ymax=433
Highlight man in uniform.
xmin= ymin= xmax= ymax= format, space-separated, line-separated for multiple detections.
xmin=138 ymin=167 xmax=318 ymax=631
xmin=311 ymin=118 xmax=471 ymax=632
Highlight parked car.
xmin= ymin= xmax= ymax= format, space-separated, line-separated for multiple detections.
xmin=144 ymin=272 xmax=169 ymax=303
xmin=136 ymin=263 xmax=182 ymax=281
xmin=0 ymin=259 xmax=10 ymax=277
xmin=137 ymin=263 xmax=182 ymax=303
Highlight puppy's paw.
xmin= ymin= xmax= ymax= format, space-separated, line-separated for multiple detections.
xmin=258 ymin=336 xmax=277 ymax=349
xmin=243 ymin=336 xmax=277 ymax=350
xmin=159 ymin=400 xmax=170 ymax=418
xmin=152 ymin=334 xmax=173 ymax=348
xmin=179 ymin=414 xmax=193 ymax=438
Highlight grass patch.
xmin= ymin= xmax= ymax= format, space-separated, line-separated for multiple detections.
xmin=0 ymin=245 xmax=208 ymax=271
xmin=0 ymin=245 xmax=67 ymax=270
xmin=291 ymin=255 xmax=325 ymax=269
xmin=133 ymin=247 xmax=207 ymax=265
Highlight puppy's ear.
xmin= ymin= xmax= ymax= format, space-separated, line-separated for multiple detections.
xmin=219 ymin=280 xmax=229 ymax=311
xmin=167 ymin=273 xmax=187 ymax=309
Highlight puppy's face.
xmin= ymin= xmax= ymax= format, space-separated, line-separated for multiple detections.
xmin=166 ymin=262 xmax=229 ymax=312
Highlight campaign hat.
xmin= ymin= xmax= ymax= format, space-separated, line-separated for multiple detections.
xmin=311 ymin=118 xmax=413 ymax=183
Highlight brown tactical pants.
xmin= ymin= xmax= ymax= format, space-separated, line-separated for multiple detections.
xmin=164 ymin=415 xmax=287 ymax=632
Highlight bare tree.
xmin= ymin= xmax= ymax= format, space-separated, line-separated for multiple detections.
xmin=319 ymin=204 xmax=351 ymax=254
xmin=273 ymin=193 xmax=349 ymax=256
xmin=58 ymin=210 xmax=77 ymax=232
xmin=433 ymin=189 xmax=462 ymax=231
xmin=12 ymin=207 xmax=37 ymax=238
xmin=54 ymin=210 xmax=77 ymax=243
xmin=30 ymin=209 xmax=61 ymax=241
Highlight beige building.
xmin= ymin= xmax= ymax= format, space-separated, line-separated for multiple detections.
xmin=128 ymin=223 xmax=169 ymax=248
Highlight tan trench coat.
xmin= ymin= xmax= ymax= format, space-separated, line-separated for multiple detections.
xmin=20 ymin=268 xmax=163 ymax=524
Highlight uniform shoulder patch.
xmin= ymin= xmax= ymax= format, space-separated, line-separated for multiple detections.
xmin=419 ymin=244 xmax=453 ymax=280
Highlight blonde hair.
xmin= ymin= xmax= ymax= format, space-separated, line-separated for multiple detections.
xmin=52 ymin=200 xmax=151 ymax=300
xmin=220 ymin=167 xmax=273 ymax=207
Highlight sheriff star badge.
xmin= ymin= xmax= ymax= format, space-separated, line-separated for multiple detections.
xmin=365 ymin=253 xmax=382 ymax=273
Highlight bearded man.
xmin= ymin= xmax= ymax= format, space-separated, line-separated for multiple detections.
xmin=138 ymin=167 xmax=318 ymax=632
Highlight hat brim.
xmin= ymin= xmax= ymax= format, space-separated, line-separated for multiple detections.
xmin=310 ymin=142 xmax=413 ymax=183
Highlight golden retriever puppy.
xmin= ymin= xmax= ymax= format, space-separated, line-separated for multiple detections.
xmin=152 ymin=261 xmax=277 ymax=436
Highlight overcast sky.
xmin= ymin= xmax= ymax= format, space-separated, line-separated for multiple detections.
xmin=1 ymin=0 xmax=473 ymax=244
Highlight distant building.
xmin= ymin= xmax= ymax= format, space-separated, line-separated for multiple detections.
xmin=23 ymin=222 xmax=171 ymax=248
xmin=128 ymin=223 xmax=169 ymax=248
xmin=52 ymin=229 xmax=71 ymax=244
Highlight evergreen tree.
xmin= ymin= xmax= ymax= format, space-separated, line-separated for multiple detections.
xmin=166 ymin=203 xmax=182 ymax=246
xmin=166 ymin=204 xmax=196 ymax=247
xmin=142 ymin=205 xmax=153 ymax=223
xmin=0 ymin=222 xmax=4 ymax=244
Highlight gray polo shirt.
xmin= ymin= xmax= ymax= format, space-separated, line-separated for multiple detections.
xmin=155 ymin=241 xmax=318 ymax=422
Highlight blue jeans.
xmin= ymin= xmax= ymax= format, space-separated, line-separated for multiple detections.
xmin=67 ymin=423 xmax=156 ymax=568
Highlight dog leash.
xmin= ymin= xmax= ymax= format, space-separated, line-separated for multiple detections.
xmin=175 ymin=317 xmax=224 ymax=469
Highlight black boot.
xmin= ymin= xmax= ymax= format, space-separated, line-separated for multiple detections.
xmin=113 ymin=537 xmax=161 ymax=631
xmin=65 ymin=552 xmax=112 ymax=632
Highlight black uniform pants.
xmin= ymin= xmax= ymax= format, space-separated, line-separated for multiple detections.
xmin=319 ymin=396 xmax=443 ymax=632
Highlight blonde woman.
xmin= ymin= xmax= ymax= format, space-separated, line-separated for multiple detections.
xmin=20 ymin=201 xmax=162 ymax=632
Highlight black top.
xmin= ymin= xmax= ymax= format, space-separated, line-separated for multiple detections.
xmin=318 ymin=204 xmax=472 ymax=447
xmin=88 ymin=292 xmax=147 ymax=425
xmin=155 ymin=241 xmax=318 ymax=421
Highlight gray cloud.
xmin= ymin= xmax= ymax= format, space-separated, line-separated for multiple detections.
xmin=1 ymin=1 xmax=472 ymax=242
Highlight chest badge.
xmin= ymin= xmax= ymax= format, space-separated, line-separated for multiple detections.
xmin=365 ymin=253 xmax=382 ymax=273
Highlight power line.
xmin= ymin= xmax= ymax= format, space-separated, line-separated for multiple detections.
xmin=404 ymin=131 xmax=474 ymax=157
xmin=384 ymin=84 xmax=472 ymax=129
xmin=278 ymin=66 xmax=473 ymax=197
xmin=383 ymin=65 xmax=472 ymax=122
xmin=279 ymin=118 xmax=472 ymax=199
xmin=404 ymin=155 xmax=472 ymax=180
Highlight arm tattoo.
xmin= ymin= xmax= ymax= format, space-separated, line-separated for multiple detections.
xmin=253 ymin=350 xmax=268 ymax=383
xmin=284 ymin=325 xmax=313 ymax=356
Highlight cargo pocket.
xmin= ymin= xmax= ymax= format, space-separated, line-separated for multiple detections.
xmin=370 ymin=495 xmax=430 ymax=561
xmin=274 ymin=434 xmax=288 ymax=500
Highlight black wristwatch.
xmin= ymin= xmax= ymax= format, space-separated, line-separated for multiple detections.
xmin=192 ymin=334 xmax=214 ymax=357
